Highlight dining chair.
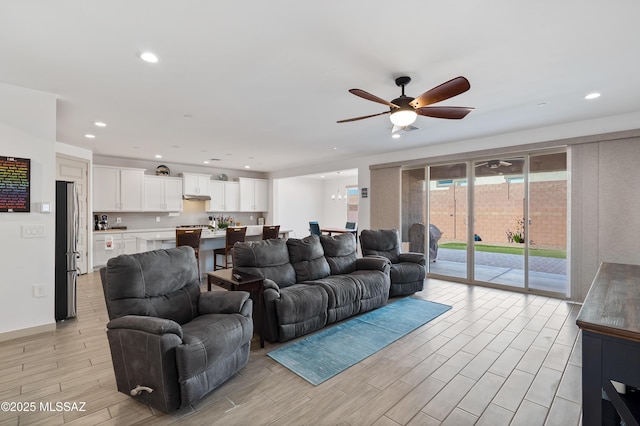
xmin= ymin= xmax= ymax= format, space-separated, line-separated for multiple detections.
xmin=309 ymin=221 xmax=321 ymax=236
xmin=176 ymin=228 xmax=202 ymax=279
xmin=213 ymin=226 xmax=247 ymax=270
xmin=345 ymin=221 xmax=358 ymax=242
xmin=261 ymin=225 xmax=280 ymax=240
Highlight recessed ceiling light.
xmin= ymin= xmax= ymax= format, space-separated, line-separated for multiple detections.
xmin=320 ymin=175 xmax=325 ymax=178
xmin=244 ymin=165 xmax=251 ymax=169
xmin=585 ymin=92 xmax=601 ymax=100
xmin=392 ymin=133 xmax=401 ymax=139
xmin=155 ymin=154 xmax=162 ymax=159
xmin=333 ymin=147 xmax=338 ymax=150
xmin=94 ymin=121 xmax=106 ymax=127
xmin=203 ymin=161 xmax=209 ymax=164
xmin=140 ymin=52 xmax=159 ymax=63
xmin=84 ymin=134 xmax=95 ymax=139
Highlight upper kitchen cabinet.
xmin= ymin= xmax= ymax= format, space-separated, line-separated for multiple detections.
xmin=93 ymin=166 xmax=145 ymax=212
xmin=239 ymin=178 xmax=269 ymax=212
xmin=206 ymin=181 xmax=239 ymax=212
xmin=180 ymin=173 xmax=210 ymax=197
xmin=143 ymin=176 xmax=183 ymax=212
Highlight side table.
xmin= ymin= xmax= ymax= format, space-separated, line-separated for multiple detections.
xmin=207 ymin=269 xmax=265 ymax=348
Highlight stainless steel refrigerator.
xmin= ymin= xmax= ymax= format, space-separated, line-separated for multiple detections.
xmin=55 ymin=180 xmax=79 ymax=321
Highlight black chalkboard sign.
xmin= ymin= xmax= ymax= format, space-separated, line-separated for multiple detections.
xmin=0 ymin=156 xmax=30 ymax=212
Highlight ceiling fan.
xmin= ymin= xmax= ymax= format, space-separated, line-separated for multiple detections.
xmin=476 ymin=160 xmax=513 ymax=169
xmin=337 ymin=76 xmax=474 ymax=126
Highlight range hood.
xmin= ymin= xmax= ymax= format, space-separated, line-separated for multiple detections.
xmin=183 ymin=194 xmax=211 ymax=201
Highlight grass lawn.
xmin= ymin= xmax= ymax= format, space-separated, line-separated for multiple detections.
xmin=439 ymin=242 xmax=566 ymax=259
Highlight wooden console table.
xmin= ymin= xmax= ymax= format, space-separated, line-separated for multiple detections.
xmin=207 ymin=269 xmax=265 ymax=348
xmin=576 ymin=262 xmax=640 ymax=425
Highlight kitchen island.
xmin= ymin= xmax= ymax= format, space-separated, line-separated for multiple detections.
xmin=93 ymin=226 xmax=291 ymax=274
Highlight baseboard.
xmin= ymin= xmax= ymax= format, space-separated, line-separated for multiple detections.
xmin=0 ymin=323 xmax=56 ymax=343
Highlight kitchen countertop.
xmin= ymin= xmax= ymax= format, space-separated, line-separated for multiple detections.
xmin=93 ymin=227 xmax=173 ymax=234
xmin=132 ymin=227 xmax=292 ymax=241
xmin=94 ymin=226 xmax=291 ymax=241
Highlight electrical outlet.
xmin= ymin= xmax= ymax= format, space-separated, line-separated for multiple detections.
xmin=116 ymin=217 xmax=122 ymax=224
xmin=250 ymin=215 xmax=254 ymax=221
xmin=32 ymin=284 xmax=46 ymax=298
xmin=156 ymin=216 xmax=161 ymax=223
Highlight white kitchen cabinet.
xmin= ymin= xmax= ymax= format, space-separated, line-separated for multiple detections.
xmin=207 ymin=181 xmax=239 ymax=212
xmin=239 ymin=177 xmax=269 ymax=212
xmin=121 ymin=236 xmax=138 ymax=255
xmin=93 ymin=233 xmax=139 ymax=268
xmin=143 ymin=176 xmax=183 ymax=211
xmin=181 ymin=173 xmax=210 ymax=197
xmin=93 ymin=166 xmax=145 ymax=212
xmin=164 ymin=178 xmax=183 ymax=211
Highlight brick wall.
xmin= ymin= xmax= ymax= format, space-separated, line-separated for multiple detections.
xmin=429 ymin=180 xmax=566 ymax=249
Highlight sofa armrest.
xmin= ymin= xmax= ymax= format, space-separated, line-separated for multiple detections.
xmin=356 ymin=256 xmax=391 ymax=274
xmin=199 ymin=291 xmax=252 ymax=317
xmin=261 ymin=279 xmax=281 ymax=342
xmin=107 ymin=315 xmax=183 ymax=339
xmin=263 ymin=278 xmax=281 ymax=294
xmin=399 ymin=252 xmax=426 ymax=266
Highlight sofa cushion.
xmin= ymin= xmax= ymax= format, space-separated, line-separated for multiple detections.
xmin=102 ymin=246 xmax=200 ymax=324
xmin=390 ymin=262 xmax=426 ymax=284
xmin=348 ymin=270 xmax=390 ymax=313
xmin=275 ymin=284 xmax=328 ymax=342
xmin=176 ymin=313 xmax=253 ymax=380
xmin=233 ymin=239 xmax=296 ymax=288
xmin=287 ymin=235 xmax=330 ymax=282
xmin=304 ymin=275 xmax=360 ymax=324
xmin=320 ymin=233 xmax=357 ymax=275
xmin=360 ymin=229 xmax=401 ymax=263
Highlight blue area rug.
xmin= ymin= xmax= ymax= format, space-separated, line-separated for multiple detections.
xmin=267 ymin=297 xmax=452 ymax=385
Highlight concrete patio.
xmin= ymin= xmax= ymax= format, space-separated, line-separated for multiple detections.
xmin=429 ymin=248 xmax=568 ymax=295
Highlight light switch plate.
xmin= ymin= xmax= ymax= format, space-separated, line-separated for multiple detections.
xmin=32 ymin=284 xmax=46 ymax=297
xmin=22 ymin=225 xmax=45 ymax=238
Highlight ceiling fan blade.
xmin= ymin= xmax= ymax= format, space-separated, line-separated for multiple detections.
xmin=349 ymin=89 xmax=400 ymax=108
xmin=416 ymin=106 xmax=474 ymax=119
xmin=336 ymin=111 xmax=389 ymax=123
xmin=501 ymin=161 xmax=513 ymax=166
xmin=409 ymin=76 xmax=471 ymax=108
xmin=475 ymin=162 xmax=488 ymax=168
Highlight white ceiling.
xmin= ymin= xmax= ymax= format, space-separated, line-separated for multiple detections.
xmin=2 ymin=1 xmax=640 ymax=173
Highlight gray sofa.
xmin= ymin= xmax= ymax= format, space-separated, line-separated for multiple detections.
xmin=100 ymin=246 xmax=253 ymax=413
xmin=360 ymin=229 xmax=426 ymax=297
xmin=233 ymin=233 xmax=391 ymax=342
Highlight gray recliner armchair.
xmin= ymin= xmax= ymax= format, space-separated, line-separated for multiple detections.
xmin=360 ymin=229 xmax=426 ymax=297
xmin=100 ymin=246 xmax=253 ymax=413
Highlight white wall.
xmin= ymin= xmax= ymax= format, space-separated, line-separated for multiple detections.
xmin=273 ymin=177 xmax=324 ymax=239
xmin=0 ymin=83 xmax=57 ymax=338
xmin=322 ymin=174 xmax=358 ymax=228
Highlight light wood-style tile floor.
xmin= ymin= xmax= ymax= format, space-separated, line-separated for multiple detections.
xmin=0 ymin=272 xmax=583 ymax=425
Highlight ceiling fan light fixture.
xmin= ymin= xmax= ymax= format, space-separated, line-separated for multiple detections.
xmin=389 ymin=109 xmax=417 ymax=126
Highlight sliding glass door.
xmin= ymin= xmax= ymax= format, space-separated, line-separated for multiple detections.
xmin=527 ymin=152 xmax=567 ymax=293
xmin=427 ymin=163 xmax=468 ymax=279
xmin=473 ymin=157 xmax=526 ymax=288
xmin=412 ymin=150 xmax=567 ymax=296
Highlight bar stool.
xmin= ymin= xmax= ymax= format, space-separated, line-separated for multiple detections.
xmin=213 ymin=226 xmax=247 ymax=270
xmin=176 ymin=228 xmax=202 ymax=279
xmin=261 ymin=225 xmax=280 ymax=240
